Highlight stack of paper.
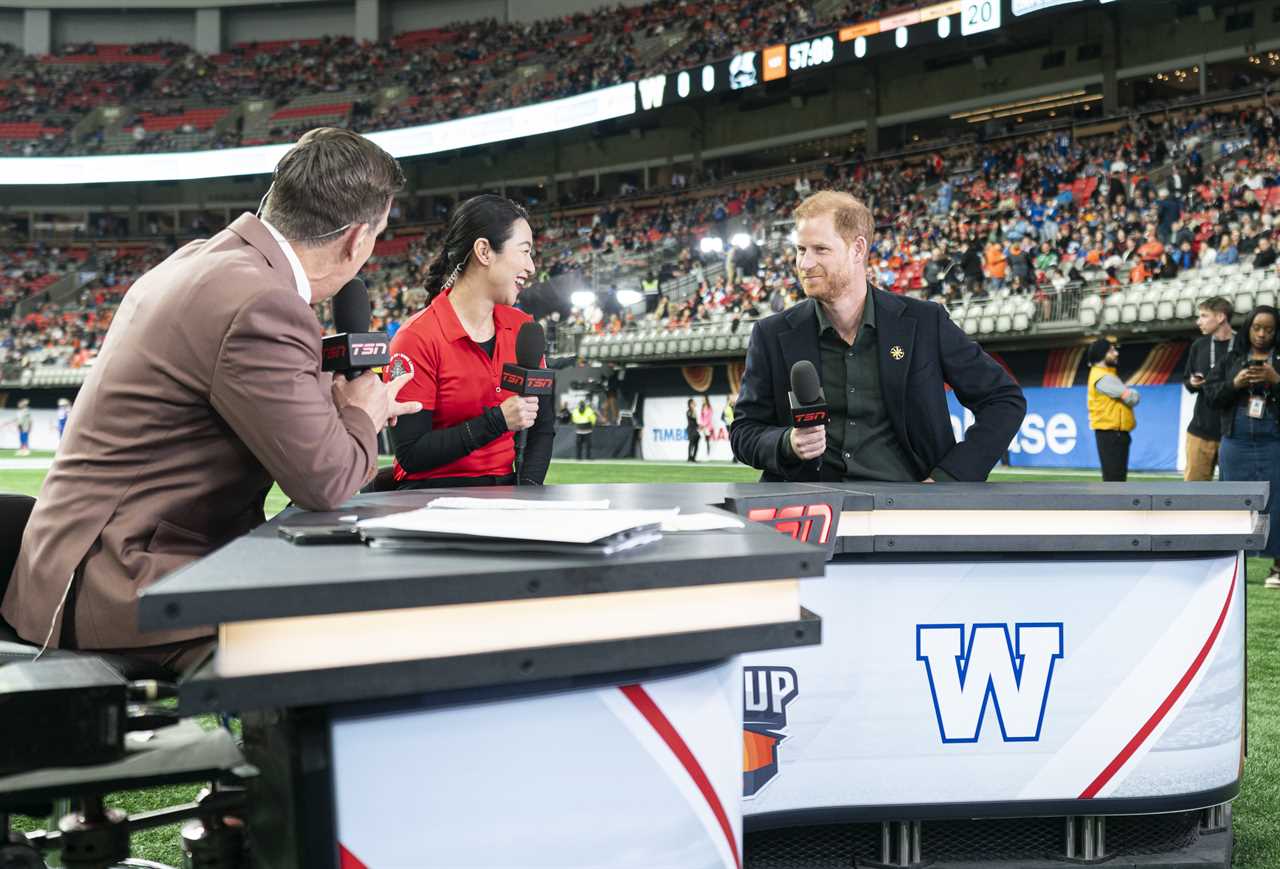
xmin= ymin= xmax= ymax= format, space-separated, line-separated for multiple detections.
xmin=358 ymin=507 xmax=672 ymax=555
xmin=428 ymin=497 xmax=611 ymax=511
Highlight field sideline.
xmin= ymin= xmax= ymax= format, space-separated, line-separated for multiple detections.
xmin=3 ymin=456 xmax=1275 ymax=867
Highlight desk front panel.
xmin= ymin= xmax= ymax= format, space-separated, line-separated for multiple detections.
xmin=741 ymin=553 xmax=1243 ymax=824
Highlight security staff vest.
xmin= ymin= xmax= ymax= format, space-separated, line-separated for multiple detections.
xmin=1088 ymin=365 xmax=1136 ymax=432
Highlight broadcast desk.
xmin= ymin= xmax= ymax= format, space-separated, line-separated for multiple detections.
xmin=139 ymin=481 xmax=1266 ymax=869
xmin=139 ymin=485 xmax=824 ymax=869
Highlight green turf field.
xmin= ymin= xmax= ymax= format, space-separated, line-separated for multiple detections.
xmin=4 ymin=458 xmax=1276 ymax=866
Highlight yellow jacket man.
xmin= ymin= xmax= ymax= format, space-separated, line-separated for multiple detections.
xmin=571 ymin=400 xmax=597 ymax=461
xmin=1087 ymin=337 xmax=1140 ymax=481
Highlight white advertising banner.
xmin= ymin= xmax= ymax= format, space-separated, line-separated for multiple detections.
xmin=741 ymin=554 xmax=1242 ymax=815
xmin=642 ymin=395 xmax=735 ymax=462
xmin=0 ymin=408 xmax=67 ymax=453
xmin=1012 ymin=0 xmax=1081 ymax=14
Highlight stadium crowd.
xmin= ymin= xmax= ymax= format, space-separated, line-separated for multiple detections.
xmin=559 ymin=99 xmax=1280 ymax=336
xmin=1 ymin=0 xmax=904 ymax=156
xmin=2 ymin=93 xmax=1279 ymax=374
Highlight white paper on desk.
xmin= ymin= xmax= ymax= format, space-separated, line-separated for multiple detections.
xmin=660 ymin=513 xmax=745 ymax=532
xmin=428 ymin=497 xmax=611 ymax=511
xmin=358 ymin=508 xmax=674 ymax=544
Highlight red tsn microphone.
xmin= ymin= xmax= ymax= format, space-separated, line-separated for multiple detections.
xmin=788 ymin=360 xmax=828 ymax=428
xmin=323 ymin=278 xmax=390 ymax=379
xmin=502 ymin=322 xmax=555 ymax=396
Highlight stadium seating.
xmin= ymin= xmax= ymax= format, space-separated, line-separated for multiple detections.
xmin=0 ymin=122 xmax=62 ymax=140
xmin=0 ymin=0 xmax=875 ymax=156
xmin=4 ymin=76 xmax=1280 ymax=371
xmin=138 ymin=107 xmax=228 ymax=132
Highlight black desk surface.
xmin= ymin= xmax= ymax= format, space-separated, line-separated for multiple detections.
xmin=139 ymin=482 xmax=1269 ymax=632
xmin=134 ymin=480 xmax=1266 ymax=712
xmin=139 ymin=484 xmax=827 ymax=633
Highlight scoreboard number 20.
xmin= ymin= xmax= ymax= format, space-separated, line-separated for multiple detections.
xmin=961 ymin=0 xmax=1002 ymax=36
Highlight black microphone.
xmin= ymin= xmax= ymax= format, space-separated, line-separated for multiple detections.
xmin=502 ymin=323 xmax=555 ymax=396
xmin=788 ymin=360 xmax=829 ymax=429
xmin=322 ymin=278 xmax=390 ymax=379
xmin=504 ymin=323 xmax=554 ymax=484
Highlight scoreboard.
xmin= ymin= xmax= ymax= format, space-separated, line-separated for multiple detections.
xmin=635 ymin=0 xmax=1122 ymax=113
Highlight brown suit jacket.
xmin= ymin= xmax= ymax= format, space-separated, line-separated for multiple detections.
xmin=1 ymin=213 xmax=378 ymax=650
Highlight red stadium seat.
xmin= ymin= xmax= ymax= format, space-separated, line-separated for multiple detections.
xmin=0 ymin=122 xmax=62 ymax=140
xmin=139 ymin=108 xmax=230 ymax=132
xmin=269 ymin=102 xmax=352 ymax=122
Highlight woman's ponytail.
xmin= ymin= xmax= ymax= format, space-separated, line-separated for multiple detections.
xmin=423 ymin=250 xmax=450 ymax=303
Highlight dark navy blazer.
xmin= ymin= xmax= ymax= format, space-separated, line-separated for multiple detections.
xmin=729 ymin=290 xmax=1026 ymax=482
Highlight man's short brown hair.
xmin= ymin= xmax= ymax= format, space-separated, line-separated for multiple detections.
xmin=263 ymin=128 xmax=405 ymax=247
xmin=1198 ymin=296 xmax=1233 ymax=318
xmin=793 ymin=190 xmax=874 ymax=247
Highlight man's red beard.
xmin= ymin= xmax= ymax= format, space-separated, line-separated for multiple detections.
xmin=800 ymin=271 xmax=848 ymax=300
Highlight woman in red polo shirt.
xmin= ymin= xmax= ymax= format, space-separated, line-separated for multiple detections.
xmin=386 ymin=195 xmax=554 ymax=487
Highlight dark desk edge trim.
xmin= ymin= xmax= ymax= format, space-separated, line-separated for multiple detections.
xmin=833 ymin=536 xmax=1257 ymax=556
xmin=177 ymin=610 xmax=822 ymax=714
xmin=817 ymin=483 xmax=1270 ymax=513
xmin=828 ymin=550 xmax=1247 ymax=565
xmin=743 ymin=780 xmax=1240 ymax=831
xmin=862 ymin=534 xmax=1261 ymax=553
xmin=141 ymin=545 xmax=824 ymax=631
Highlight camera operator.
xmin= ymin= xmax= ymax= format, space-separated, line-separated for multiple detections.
xmin=1 ymin=128 xmax=420 ymax=674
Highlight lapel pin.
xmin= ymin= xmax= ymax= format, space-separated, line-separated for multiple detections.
xmin=890 ymin=346 xmax=905 ymax=361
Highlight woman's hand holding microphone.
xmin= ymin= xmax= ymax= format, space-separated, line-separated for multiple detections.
xmin=501 ymin=395 xmax=540 ymax=431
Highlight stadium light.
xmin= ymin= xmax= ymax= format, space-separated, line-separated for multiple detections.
xmin=731 ymin=233 xmax=753 ymax=250
xmin=615 ymin=289 xmax=644 ymax=306
xmin=700 ymin=236 xmax=725 ymax=254
xmin=571 ymin=291 xmax=597 ymax=308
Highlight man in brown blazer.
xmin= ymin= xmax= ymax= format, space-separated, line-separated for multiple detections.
xmin=1 ymin=128 xmax=420 ymax=673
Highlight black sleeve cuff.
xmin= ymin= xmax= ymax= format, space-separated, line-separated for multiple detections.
xmin=777 ymin=427 xmax=801 ymax=467
xmin=483 ymin=405 xmax=508 ymax=437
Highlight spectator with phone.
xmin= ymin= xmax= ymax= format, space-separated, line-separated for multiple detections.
xmin=1183 ymin=297 xmax=1234 ymax=481
xmin=1203 ymin=305 xmax=1280 ymax=586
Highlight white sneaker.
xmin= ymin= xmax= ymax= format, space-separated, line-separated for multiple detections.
xmin=1265 ymin=574 xmax=1280 ymax=589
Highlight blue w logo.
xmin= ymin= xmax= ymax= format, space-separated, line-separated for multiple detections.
xmin=916 ymin=623 xmax=1064 ymax=744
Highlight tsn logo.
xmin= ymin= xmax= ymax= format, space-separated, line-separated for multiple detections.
xmin=747 ymin=504 xmax=833 ymax=545
xmin=502 ymin=371 xmax=554 ymax=391
xmin=792 ymin=410 xmax=827 ymax=425
xmin=324 ymin=342 xmax=387 ymax=360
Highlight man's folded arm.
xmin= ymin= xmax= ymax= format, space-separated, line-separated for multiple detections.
xmin=211 ymin=292 xmax=378 ymax=512
xmin=729 ymin=327 xmax=792 ymax=476
xmin=1094 ymin=373 xmax=1140 ymax=407
xmin=933 ymin=309 xmax=1026 ymax=481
